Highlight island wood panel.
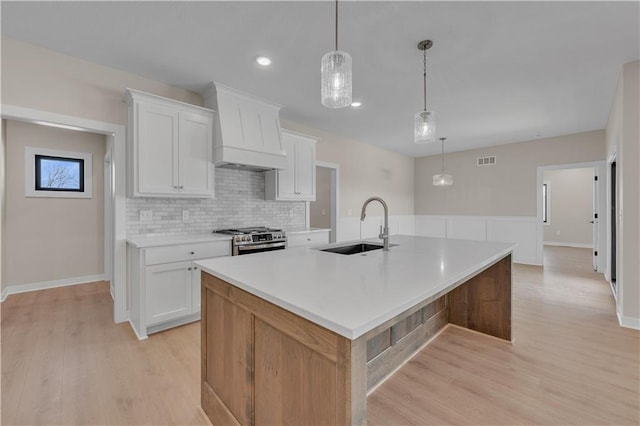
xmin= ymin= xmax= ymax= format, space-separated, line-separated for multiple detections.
xmin=201 ymin=273 xmax=367 ymax=426
xmin=448 ymin=254 xmax=512 ymax=341
xmin=254 ymin=318 xmax=337 ymax=425
xmin=201 ymin=286 xmax=252 ymax=425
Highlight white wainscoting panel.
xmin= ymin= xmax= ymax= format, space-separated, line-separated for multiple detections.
xmin=487 ymin=217 xmax=538 ymax=265
xmin=414 ymin=216 xmax=447 ymax=237
xmin=446 ymin=217 xmax=487 ymax=241
xmin=337 ymin=214 xmax=541 ymax=265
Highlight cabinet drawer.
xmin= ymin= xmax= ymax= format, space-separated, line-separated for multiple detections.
xmin=288 ymin=231 xmax=329 ymax=248
xmin=145 ymin=240 xmax=231 ymax=265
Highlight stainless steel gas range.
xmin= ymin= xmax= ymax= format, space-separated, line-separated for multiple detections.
xmin=214 ymin=227 xmax=287 ymax=256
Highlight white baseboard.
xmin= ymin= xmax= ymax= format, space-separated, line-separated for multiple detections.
xmin=617 ymin=311 xmax=640 ymax=330
xmin=1 ymin=288 xmax=8 ymax=302
xmin=1 ymin=274 xmax=107 ymax=300
xmin=128 ymin=319 xmax=148 ymax=340
xmin=544 ymin=241 xmax=593 ymax=249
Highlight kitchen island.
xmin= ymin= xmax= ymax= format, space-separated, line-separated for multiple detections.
xmin=196 ymin=235 xmax=515 ymax=425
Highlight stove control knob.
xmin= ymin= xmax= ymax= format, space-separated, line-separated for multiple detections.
xmin=244 ymin=236 xmax=251 ymax=242
xmin=233 ymin=236 xmax=240 ymax=243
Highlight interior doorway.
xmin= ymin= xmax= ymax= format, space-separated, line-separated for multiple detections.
xmin=1 ymin=105 xmax=126 ymax=323
xmin=537 ymin=161 xmax=607 ymax=273
xmin=609 ymin=160 xmax=617 ymax=292
xmin=309 ymin=161 xmax=339 ymax=243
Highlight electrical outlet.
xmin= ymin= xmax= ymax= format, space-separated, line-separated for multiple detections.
xmin=182 ymin=210 xmax=189 ymax=221
xmin=556 ymin=230 xmax=561 ymax=236
xmin=347 ymin=209 xmax=353 ymax=216
xmin=322 ymin=209 xmax=327 ymax=216
xmin=289 ymin=208 xmax=294 ymax=217
xmin=140 ymin=210 xmax=153 ymax=222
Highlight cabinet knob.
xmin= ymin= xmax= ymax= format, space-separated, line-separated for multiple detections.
xmin=179 ymin=185 xmax=184 ymax=189
xmin=190 ymin=251 xmax=195 ymax=255
xmin=193 ymin=266 xmax=198 ymax=270
xmin=188 ymin=267 xmax=192 ymax=271
xmin=307 ymin=238 xmax=311 ymax=241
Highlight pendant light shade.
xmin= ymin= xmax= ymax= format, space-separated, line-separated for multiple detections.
xmin=321 ymin=50 xmax=352 ymax=108
xmin=433 ymin=137 xmax=453 ymax=186
xmin=414 ymin=111 xmax=437 ymax=143
xmin=414 ymin=40 xmax=436 ymax=144
xmin=321 ymin=0 xmax=352 ymax=108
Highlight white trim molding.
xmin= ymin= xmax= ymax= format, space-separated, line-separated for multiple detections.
xmin=617 ymin=311 xmax=640 ymax=330
xmin=544 ymin=241 xmax=593 ymax=249
xmin=1 ymin=287 xmax=8 ymax=302
xmin=1 ymin=274 xmax=107 ymax=300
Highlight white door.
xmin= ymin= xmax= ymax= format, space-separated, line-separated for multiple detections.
xmin=592 ymin=165 xmax=607 ymax=273
xmin=137 ymin=102 xmax=179 ymax=194
xmin=295 ymin=138 xmax=316 ymax=201
xmin=277 ymin=134 xmax=297 ymax=199
xmin=146 ymin=261 xmax=192 ymax=325
xmin=179 ymin=111 xmax=213 ymax=196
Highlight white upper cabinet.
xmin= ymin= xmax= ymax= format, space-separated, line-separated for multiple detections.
xmin=265 ymin=129 xmax=317 ymax=201
xmin=203 ymin=82 xmax=287 ymax=170
xmin=125 ymin=89 xmax=215 ymax=198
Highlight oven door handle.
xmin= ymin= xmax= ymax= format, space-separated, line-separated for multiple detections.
xmin=237 ymin=242 xmax=287 ymax=252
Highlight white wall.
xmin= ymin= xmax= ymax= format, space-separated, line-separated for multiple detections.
xmin=606 ymin=60 xmax=640 ymax=329
xmin=543 ymin=168 xmax=594 ymax=247
xmin=4 ymin=120 xmax=106 ymax=288
xmin=415 ymin=131 xmax=605 ymax=216
xmin=0 ymin=121 xmax=6 ymax=298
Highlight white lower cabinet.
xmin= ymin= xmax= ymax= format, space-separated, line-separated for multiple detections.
xmin=127 ymin=239 xmax=230 ymax=339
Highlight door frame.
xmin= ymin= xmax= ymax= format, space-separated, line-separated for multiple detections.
xmin=308 ymin=161 xmax=339 ymax=243
xmin=1 ymin=104 xmax=127 ymax=324
xmin=536 ymin=160 xmax=607 ymax=270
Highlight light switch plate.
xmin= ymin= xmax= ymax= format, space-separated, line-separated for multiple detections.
xmin=182 ymin=210 xmax=189 ymax=221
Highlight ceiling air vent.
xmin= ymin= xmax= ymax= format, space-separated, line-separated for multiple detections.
xmin=477 ymin=156 xmax=496 ymax=166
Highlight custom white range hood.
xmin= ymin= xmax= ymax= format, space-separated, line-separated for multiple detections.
xmin=203 ymin=82 xmax=287 ymax=171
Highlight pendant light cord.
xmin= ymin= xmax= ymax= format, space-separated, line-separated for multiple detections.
xmin=423 ymin=48 xmax=427 ymax=112
xmin=335 ymin=0 xmax=339 ymax=51
xmin=440 ymin=137 xmax=446 ymax=173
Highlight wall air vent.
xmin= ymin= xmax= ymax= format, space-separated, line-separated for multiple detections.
xmin=477 ymin=156 xmax=496 ymax=166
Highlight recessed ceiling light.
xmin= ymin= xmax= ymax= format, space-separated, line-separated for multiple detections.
xmin=351 ymin=101 xmax=362 ymax=107
xmin=256 ymin=56 xmax=272 ymax=66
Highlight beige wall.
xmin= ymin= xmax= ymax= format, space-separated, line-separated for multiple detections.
xmin=606 ymin=60 xmax=639 ymax=325
xmin=310 ymin=166 xmax=332 ymax=229
xmin=282 ymin=121 xmax=415 ymax=219
xmin=3 ymin=120 xmax=106 ymax=287
xmin=543 ymin=168 xmax=594 ymax=246
xmin=415 ymin=131 xmax=605 ymax=216
xmin=1 ymin=37 xmax=202 ymax=125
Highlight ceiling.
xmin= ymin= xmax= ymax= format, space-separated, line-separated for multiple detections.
xmin=2 ymin=1 xmax=638 ymax=157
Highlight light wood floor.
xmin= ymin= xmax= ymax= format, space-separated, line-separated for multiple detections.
xmin=2 ymin=246 xmax=638 ymax=425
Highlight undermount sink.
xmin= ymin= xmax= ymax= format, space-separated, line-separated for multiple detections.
xmin=320 ymin=243 xmax=396 ymax=255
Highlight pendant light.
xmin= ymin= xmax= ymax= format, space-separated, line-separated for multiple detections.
xmin=321 ymin=0 xmax=352 ymax=108
xmin=414 ymin=40 xmax=436 ymax=143
xmin=433 ymin=137 xmax=453 ymax=186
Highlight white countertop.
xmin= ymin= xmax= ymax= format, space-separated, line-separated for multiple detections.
xmin=127 ymin=233 xmax=231 ymax=248
xmin=196 ymin=235 xmax=515 ymax=340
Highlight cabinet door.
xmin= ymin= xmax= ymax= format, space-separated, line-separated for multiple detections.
xmin=277 ymin=133 xmax=297 ymax=199
xmin=137 ymin=102 xmax=179 ymax=194
xmin=192 ymin=264 xmax=202 ymax=313
xmin=294 ymin=138 xmax=316 ymax=201
xmin=146 ymin=261 xmax=192 ymax=325
xmin=179 ymin=111 xmax=214 ymax=196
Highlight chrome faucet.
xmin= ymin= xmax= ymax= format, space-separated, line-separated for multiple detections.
xmin=360 ymin=196 xmax=390 ymax=251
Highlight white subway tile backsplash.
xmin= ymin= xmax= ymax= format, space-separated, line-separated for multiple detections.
xmin=126 ymin=168 xmax=306 ymax=236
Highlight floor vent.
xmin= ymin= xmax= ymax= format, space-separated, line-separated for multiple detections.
xmin=477 ymin=156 xmax=496 ymax=166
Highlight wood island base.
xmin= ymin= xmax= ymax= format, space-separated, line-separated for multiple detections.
xmin=201 ymin=254 xmax=511 ymax=425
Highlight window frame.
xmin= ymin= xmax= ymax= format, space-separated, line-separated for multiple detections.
xmin=542 ymin=181 xmax=551 ymax=226
xmin=25 ymin=147 xmax=93 ymax=198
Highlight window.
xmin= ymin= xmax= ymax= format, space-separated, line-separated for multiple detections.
xmin=35 ymin=155 xmax=84 ymax=191
xmin=542 ymin=182 xmax=550 ymax=225
xmin=25 ymin=147 xmax=92 ymax=198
